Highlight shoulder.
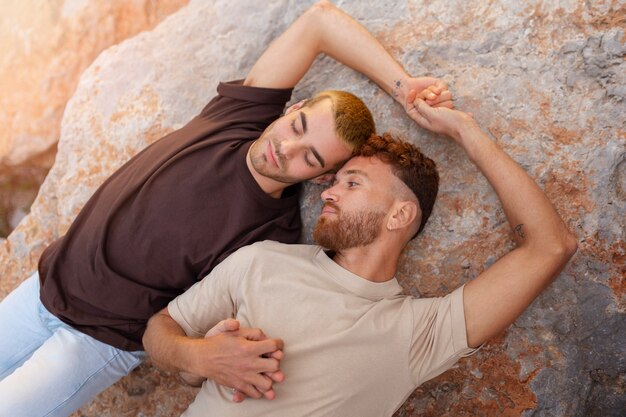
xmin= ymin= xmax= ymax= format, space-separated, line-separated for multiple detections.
xmin=199 ymin=80 xmax=294 ymax=125
xmin=220 ymin=241 xmax=318 ymax=277
xmin=241 ymin=240 xmax=320 ymax=259
xmin=217 ymin=80 xmax=294 ymax=105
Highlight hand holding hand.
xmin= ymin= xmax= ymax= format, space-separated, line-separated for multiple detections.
xmin=186 ymin=319 xmax=285 ymax=402
xmin=179 ymin=319 xmax=243 ymax=387
xmin=398 ymin=76 xmax=453 ymax=109
xmin=405 ymin=92 xmax=477 ymax=143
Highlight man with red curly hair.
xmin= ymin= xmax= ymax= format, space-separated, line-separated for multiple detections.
xmin=144 ymin=98 xmax=577 ymax=416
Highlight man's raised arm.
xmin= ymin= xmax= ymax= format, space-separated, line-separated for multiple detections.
xmin=244 ymin=0 xmax=452 ymax=110
xmin=406 ymin=95 xmax=578 ymax=348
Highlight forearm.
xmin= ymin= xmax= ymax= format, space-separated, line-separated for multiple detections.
xmin=411 ymin=100 xmax=578 ymax=347
xmin=459 ymin=125 xmax=577 ymax=347
xmin=312 ymin=2 xmax=410 ymax=101
xmin=458 ymin=125 xmax=576 ymax=253
xmin=143 ymin=310 xmax=197 ymax=374
xmin=144 ymin=308 xmax=284 ymax=398
xmin=245 ymin=1 xmax=409 ymax=98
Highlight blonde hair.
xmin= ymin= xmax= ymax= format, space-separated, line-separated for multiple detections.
xmin=304 ymin=90 xmax=375 ymax=152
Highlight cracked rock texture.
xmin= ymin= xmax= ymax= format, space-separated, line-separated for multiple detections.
xmin=0 ymin=0 xmax=624 ymax=416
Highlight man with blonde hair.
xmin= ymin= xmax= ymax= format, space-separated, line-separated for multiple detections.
xmin=0 ymin=2 xmax=453 ymax=416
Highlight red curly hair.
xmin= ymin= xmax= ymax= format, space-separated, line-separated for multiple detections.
xmin=355 ymin=133 xmax=439 ymax=237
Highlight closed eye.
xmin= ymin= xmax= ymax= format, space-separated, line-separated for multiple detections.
xmin=304 ymin=153 xmax=316 ymax=167
xmin=291 ymin=119 xmax=299 ymax=135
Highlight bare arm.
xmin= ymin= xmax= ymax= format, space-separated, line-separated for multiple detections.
xmin=244 ymin=1 xmax=452 ymax=108
xmin=143 ymin=308 xmax=284 ymax=400
xmin=407 ymin=96 xmax=578 ymax=348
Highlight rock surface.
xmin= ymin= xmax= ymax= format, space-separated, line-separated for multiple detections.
xmin=0 ymin=0 xmax=188 ymax=236
xmin=0 ymin=0 xmax=624 ymax=416
xmin=0 ymin=0 xmax=188 ymax=166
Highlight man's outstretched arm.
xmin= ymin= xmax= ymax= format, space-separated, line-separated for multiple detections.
xmin=143 ymin=308 xmax=283 ymax=400
xmin=244 ymin=0 xmax=452 ymax=109
xmin=406 ymin=95 xmax=578 ymax=348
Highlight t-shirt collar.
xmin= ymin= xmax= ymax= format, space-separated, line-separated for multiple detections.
xmin=313 ymin=246 xmax=403 ymax=300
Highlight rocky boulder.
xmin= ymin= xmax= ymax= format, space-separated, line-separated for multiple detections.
xmin=0 ymin=0 xmax=623 ymax=416
xmin=0 ymin=0 xmax=188 ymax=167
xmin=0 ymin=0 xmax=188 ymax=235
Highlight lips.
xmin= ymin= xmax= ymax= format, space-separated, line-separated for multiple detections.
xmin=266 ymin=142 xmax=279 ymax=168
xmin=321 ymin=202 xmax=340 ymax=216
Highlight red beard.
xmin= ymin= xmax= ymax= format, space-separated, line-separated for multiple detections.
xmin=313 ymin=204 xmax=385 ymax=250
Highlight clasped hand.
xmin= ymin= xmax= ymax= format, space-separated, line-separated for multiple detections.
xmin=403 ymin=77 xmax=478 ymax=142
xmin=181 ymin=319 xmax=285 ymax=403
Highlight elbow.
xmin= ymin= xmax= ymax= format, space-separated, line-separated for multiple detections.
xmin=300 ymin=0 xmax=337 ymax=47
xmin=311 ymin=0 xmax=335 ymax=12
xmin=562 ymin=232 xmax=578 ymax=259
xmin=142 ymin=322 xmax=154 ymax=355
xmin=526 ymin=231 xmax=578 ymax=266
xmin=555 ymin=226 xmax=578 ymax=260
xmin=545 ymin=232 xmax=578 ymax=264
xmin=307 ymin=0 xmax=339 ymax=23
xmin=142 ymin=310 xmax=165 ymax=355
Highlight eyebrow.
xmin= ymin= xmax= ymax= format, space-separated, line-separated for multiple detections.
xmin=311 ymin=147 xmax=325 ymax=168
xmin=299 ymin=112 xmax=307 ymax=133
xmin=342 ymin=169 xmax=369 ymax=178
xmin=300 ymin=111 xmax=325 ymax=167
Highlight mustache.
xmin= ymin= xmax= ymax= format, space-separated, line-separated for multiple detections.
xmin=272 ymin=140 xmax=287 ymax=165
xmin=322 ymin=202 xmax=340 ymax=212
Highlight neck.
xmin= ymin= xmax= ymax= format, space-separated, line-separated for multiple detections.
xmin=246 ymin=148 xmax=285 ymax=198
xmin=332 ymin=239 xmax=403 ymax=283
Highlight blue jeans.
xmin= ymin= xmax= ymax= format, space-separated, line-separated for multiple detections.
xmin=0 ymin=273 xmax=145 ymax=417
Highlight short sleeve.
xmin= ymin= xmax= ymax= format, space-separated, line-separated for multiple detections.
xmin=198 ymin=80 xmax=293 ymax=122
xmin=168 ymin=251 xmax=246 ymax=338
xmin=408 ymin=285 xmax=479 ymax=386
xmin=217 ymin=80 xmax=294 ymax=104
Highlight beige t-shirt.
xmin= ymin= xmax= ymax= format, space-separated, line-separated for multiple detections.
xmin=169 ymin=241 xmax=478 ymax=417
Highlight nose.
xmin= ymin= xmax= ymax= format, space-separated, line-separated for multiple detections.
xmin=278 ymin=139 xmax=304 ymax=159
xmin=320 ymin=183 xmax=338 ymax=202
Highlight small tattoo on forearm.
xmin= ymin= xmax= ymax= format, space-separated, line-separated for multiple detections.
xmin=514 ymin=224 xmax=525 ymax=239
xmin=392 ymin=79 xmax=402 ymax=98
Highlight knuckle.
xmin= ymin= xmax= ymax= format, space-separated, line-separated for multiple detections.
xmin=241 ymin=343 xmax=253 ymax=355
xmin=249 ymin=388 xmax=263 ymax=399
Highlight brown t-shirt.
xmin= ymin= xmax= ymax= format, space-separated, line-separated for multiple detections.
xmin=39 ymin=80 xmax=300 ymax=351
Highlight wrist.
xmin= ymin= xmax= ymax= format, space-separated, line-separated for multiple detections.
xmin=457 ymin=123 xmax=496 ymax=163
xmin=173 ymin=335 xmax=205 ymax=375
xmin=390 ymin=74 xmax=412 ymax=105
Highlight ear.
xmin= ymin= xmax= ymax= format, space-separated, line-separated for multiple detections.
xmin=308 ymin=173 xmax=335 ymax=185
xmin=285 ymin=99 xmax=307 ymax=115
xmin=386 ymin=201 xmax=420 ymax=232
